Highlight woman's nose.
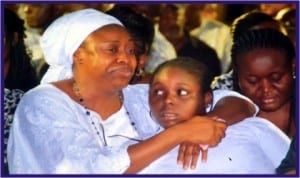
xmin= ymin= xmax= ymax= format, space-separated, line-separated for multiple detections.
xmin=261 ymin=79 xmax=272 ymax=93
xmin=116 ymin=50 xmax=133 ymax=64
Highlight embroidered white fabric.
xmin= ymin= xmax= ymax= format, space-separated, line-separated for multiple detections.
xmin=8 ymin=84 xmax=259 ymax=174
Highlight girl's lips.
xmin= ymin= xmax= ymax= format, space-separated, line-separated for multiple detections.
xmin=161 ymin=113 xmax=177 ymax=121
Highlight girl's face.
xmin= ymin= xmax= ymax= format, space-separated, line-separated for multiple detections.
xmin=236 ymin=48 xmax=294 ymax=112
xmin=149 ymin=66 xmax=208 ymax=128
xmin=74 ymin=24 xmax=137 ymax=90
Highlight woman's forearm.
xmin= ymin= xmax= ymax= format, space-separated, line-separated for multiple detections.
xmin=124 ymin=117 xmax=226 ymax=173
xmin=207 ymin=96 xmax=256 ymax=125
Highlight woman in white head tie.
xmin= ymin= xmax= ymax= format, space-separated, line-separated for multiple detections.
xmin=8 ymin=8 xmax=255 ymax=174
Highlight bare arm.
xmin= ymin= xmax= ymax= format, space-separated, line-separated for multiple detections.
xmin=177 ymin=94 xmax=257 ymax=169
xmin=124 ymin=116 xmax=226 ymax=173
xmin=207 ymin=96 xmax=257 ymax=125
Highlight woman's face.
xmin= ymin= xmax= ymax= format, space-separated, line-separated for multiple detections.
xmin=23 ymin=4 xmax=54 ymax=28
xmin=74 ymin=24 xmax=137 ymax=89
xmin=149 ymin=67 xmax=207 ymax=128
xmin=236 ymin=48 xmax=294 ymax=112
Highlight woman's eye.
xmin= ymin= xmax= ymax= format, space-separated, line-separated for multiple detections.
xmin=127 ymin=48 xmax=136 ymax=55
xmin=178 ymin=89 xmax=188 ymax=96
xmin=246 ymin=77 xmax=258 ymax=85
xmin=108 ymin=47 xmax=117 ymax=54
xmin=271 ymin=74 xmax=282 ymax=82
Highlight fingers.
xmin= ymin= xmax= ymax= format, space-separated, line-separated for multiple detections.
xmin=201 ymin=148 xmax=208 ymax=163
xmin=177 ymin=143 xmax=201 ymax=170
xmin=210 ymin=119 xmax=227 ymax=147
xmin=177 ymin=143 xmax=187 ymax=166
xmin=189 ymin=145 xmax=200 ymax=170
xmin=182 ymin=144 xmax=194 ymax=170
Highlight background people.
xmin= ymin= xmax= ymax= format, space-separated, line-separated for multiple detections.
xmin=231 ymin=29 xmax=296 ymax=137
xmin=4 ymin=7 xmax=39 ymax=174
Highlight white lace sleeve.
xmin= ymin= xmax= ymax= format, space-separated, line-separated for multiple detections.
xmin=7 ymin=85 xmax=130 ymax=174
xmin=211 ymin=89 xmax=259 ymax=116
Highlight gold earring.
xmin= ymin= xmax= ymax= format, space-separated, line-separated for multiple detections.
xmin=135 ymin=68 xmax=144 ymax=77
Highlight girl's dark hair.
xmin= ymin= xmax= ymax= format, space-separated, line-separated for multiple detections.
xmin=231 ymin=10 xmax=281 ymax=42
xmin=151 ymin=57 xmax=213 ymax=93
xmin=5 ymin=8 xmax=39 ymax=91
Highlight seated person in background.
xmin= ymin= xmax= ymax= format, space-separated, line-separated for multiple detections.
xmin=22 ymin=4 xmax=66 ymax=80
xmin=230 ymin=29 xmax=296 ymax=137
xmin=211 ymin=10 xmax=286 ymax=90
xmin=140 ymin=57 xmax=290 ymax=174
xmin=4 ymin=8 xmax=39 ymax=174
xmin=184 ymin=4 xmax=232 ymax=73
xmin=158 ymin=4 xmax=221 ymax=78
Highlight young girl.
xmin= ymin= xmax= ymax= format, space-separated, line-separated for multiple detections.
xmin=141 ymin=57 xmax=290 ymax=174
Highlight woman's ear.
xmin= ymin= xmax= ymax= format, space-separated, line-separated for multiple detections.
xmin=204 ymin=91 xmax=213 ymax=109
xmin=137 ymin=54 xmax=147 ymax=69
xmin=73 ymin=48 xmax=83 ymax=64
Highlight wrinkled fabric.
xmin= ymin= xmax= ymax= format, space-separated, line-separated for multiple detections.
xmin=8 ymin=83 xmax=255 ymax=174
xmin=40 ymin=9 xmax=123 ymax=84
xmin=141 ymin=118 xmax=290 ymax=174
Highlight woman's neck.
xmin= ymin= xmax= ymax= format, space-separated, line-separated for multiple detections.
xmin=258 ymin=102 xmax=294 ymax=137
xmin=55 ymin=79 xmax=123 ymax=120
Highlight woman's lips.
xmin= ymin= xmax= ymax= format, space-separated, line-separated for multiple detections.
xmin=112 ymin=67 xmax=133 ymax=78
xmin=261 ymin=97 xmax=275 ymax=104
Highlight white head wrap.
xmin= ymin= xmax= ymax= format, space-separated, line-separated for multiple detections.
xmin=40 ymin=8 xmax=123 ymax=84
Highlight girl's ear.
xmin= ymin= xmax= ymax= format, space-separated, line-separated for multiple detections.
xmin=204 ymin=91 xmax=213 ymax=109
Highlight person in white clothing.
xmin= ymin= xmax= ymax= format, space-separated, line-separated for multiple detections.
xmin=184 ymin=4 xmax=232 ymax=73
xmin=141 ymin=57 xmax=290 ymax=174
xmin=7 ymin=8 xmax=257 ymax=174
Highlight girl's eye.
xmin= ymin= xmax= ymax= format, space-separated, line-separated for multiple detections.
xmin=154 ymin=89 xmax=164 ymax=96
xmin=177 ymin=89 xmax=188 ymax=96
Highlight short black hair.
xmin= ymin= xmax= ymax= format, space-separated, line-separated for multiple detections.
xmin=151 ymin=57 xmax=213 ymax=93
xmin=231 ymin=10 xmax=280 ymax=42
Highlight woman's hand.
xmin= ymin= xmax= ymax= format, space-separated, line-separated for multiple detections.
xmin=177 ymin=142 xmax=210 ymax=170
xmin=176 ymin=116 xmax=227 ymax=170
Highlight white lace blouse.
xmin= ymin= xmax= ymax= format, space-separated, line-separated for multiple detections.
xmin=7 ymin=84 xmax=256 ymax=174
